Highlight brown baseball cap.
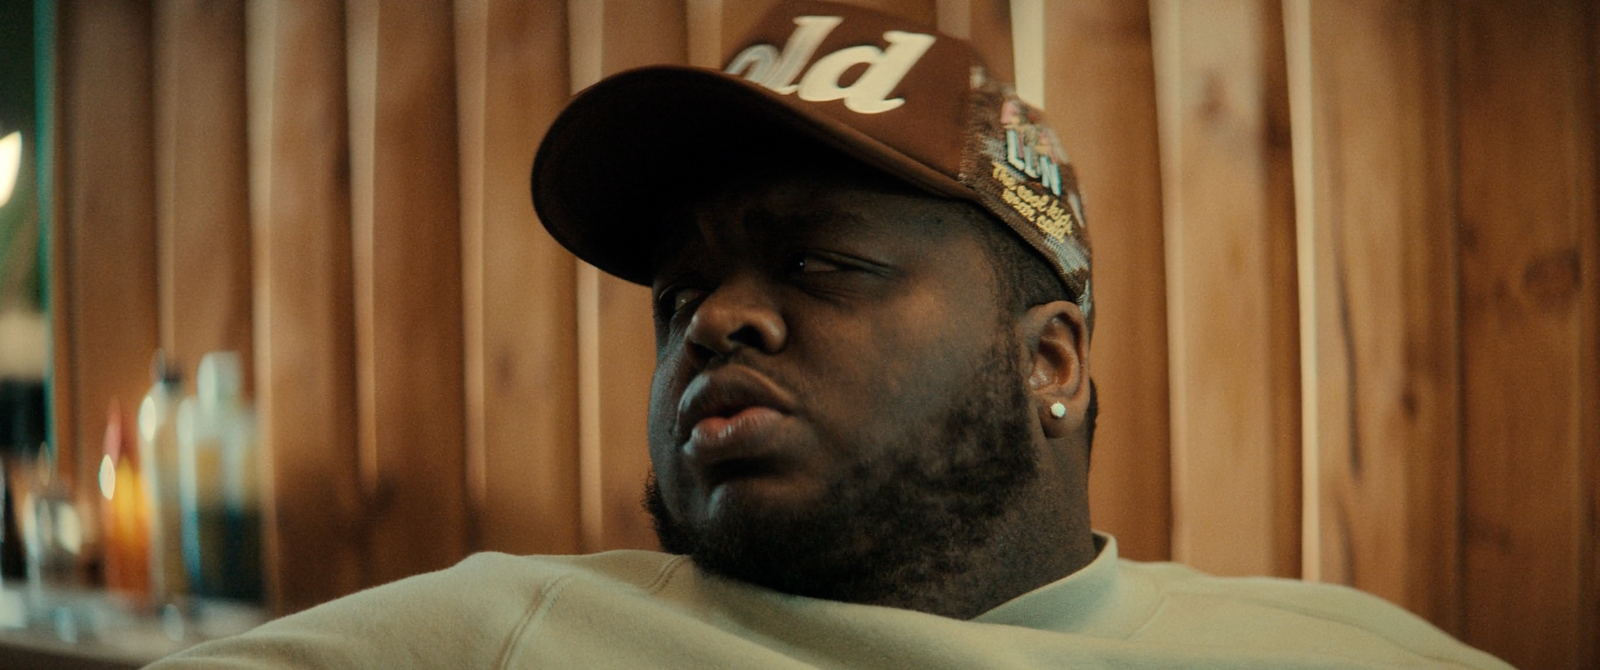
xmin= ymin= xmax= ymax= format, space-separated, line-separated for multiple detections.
xmin=532 ymin=0 xmax=1093 ymax=330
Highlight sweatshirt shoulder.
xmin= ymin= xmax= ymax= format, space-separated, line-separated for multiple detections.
xmin=148 ymin=550 xmax=688 ymax=669
xmin=448 ymin=549 xmax=687 ymax=590
xmin=1119 ymin=560 xmax=1513 ymax=670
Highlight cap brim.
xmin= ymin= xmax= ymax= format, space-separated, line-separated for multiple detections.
xmin=531 ymin=65 xmax=972 ymax=286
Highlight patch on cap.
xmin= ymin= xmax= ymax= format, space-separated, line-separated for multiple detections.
xmin=960 ymin=69 xmax=1092 ymax=328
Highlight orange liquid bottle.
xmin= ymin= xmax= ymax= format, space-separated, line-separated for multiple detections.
xmin=99 ymin=400 xmax=149 ymax=596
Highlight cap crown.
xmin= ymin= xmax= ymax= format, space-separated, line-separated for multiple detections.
xmin=722 ymin=1 xmax=1093 ymax=329
xmin=531 ymin=1 xmax=1093 ymax=330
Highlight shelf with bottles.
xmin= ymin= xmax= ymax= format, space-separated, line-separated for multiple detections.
xmin=0 ymin=350 xmax=269 ymax=666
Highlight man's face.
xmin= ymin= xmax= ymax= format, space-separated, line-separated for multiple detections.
xmin=644 ymin=161 xmax=1042 ymax=603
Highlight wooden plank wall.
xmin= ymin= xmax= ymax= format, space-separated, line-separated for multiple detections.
xmin=349 ymin=0 xmax=471 ymax=588
xmin=45 ymin=0 xmax=1596 ymax=666
xmin=1038 ymin=1 xmax=1171 ymax=563
xmin=1150 ymin=0 xmax=1301 ymax=578
xmin=1452 ymin=3 xmax=1595 ymax=667
xmin=454 ymin=0 xmax=580 ymax=559
xmin=246 ymin=0 xmax=363 ymax=611
xmin=1283 ymin=0 xmax=1463 ymax=630
xmin=1283 ymin=1 xmax=1599 ymax=667
xmin=55 ymin=0 xmax=160 ymax=493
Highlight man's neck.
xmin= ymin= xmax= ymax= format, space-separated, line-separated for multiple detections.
xmin=853 ymin=493 xmax=1098 ymax=620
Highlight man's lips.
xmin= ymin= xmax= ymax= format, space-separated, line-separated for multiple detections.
xmin=688 ymin=406 xmax=785 ymax=459
xmin=674 ymin=368 xmax=795 ymax=471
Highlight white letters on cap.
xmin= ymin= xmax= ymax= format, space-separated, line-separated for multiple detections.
xmin=797 ymin=30 xmax=935 ymax=113
xmin=726 ymin=16 xmax=935 ymax=115
xmin=726 ymin=16 xmax=841 ymax=94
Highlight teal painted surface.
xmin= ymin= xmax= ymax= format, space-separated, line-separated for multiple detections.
xmin=36 ymin=0 xmax=53 ymax=458
xmin=35 ymin=0 xmax=54 ymax=316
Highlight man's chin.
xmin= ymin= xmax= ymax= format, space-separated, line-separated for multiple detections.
xmin=700 ymin=475 xmax=826 ymax=522
xmin=645 ymin=474 xmax=833 ymax=586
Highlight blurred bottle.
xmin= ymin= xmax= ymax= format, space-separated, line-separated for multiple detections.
xmin=23 ymin=446 xmax=83 ymax=595
xmin=0 ymin=378 xmax=48 ymax=580
xmin=137 ymin=351 xmax=186 ymax=607
xmin=98 ymin=400 xmax=149 ymax=595
xmin=177 ymin=352 xmax=261 ymax=603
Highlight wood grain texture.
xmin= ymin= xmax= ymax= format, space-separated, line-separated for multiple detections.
xmin=1585 ymin=10 xmax=1599 ymax=667
xmin=455 ymin=0 xmax=582 ymax=556
xmin=1150 ymin=0 xmax=1300 ymax=578
xmin=589 ymin=0 xmax=688 ymax=551
xmin=1456 ymin=1 xmax=1596 ymax=666
xmin=1587 ymin=9 xmax=1600 ymax=661
xmin=246 ymin=0 xmax=362 ymax=612
xmin=56 ymin=0 xmax=160 ymax=489
xmin=686 ymin=0 xmax=723 ymax=67
xmin=347 ymin=0 xmax=469 ymax=584
xmin=934 ymin=0 xmax=1012 ymax=82
xmin=1039 ymin=0 xmax=1171 ymax=562
xmin=836 ymin=0 xmax=935 ymax=24
xmin=154 ymin=0 xmax=254 ymax=394
xmin=1285 ymin=0 xmax=1463 ymax=632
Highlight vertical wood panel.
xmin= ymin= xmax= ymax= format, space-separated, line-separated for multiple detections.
xmin=154 ymin=0 xmax=253 ymax=392
xmin=1284 ymin=0 xmax=1463 ymax=631
xmin=1584 ymin=11 xmax=1599 ymax=667
xmin=836 ymin=0 xmax=935 ymax=23
xmin=1457 ymin=1 xmax=1595 ymax=666
xmin=1009 ymin=0 xmax=1042 ymax=106
xmin=934 ymin=0 xmax=1012 ymax=83
xmin=594 ymin=275 xmax=657 ymax=551
xmin=1587 ymin=14 xmax=1600 ymax=659
xmin=566 ymin=0 xmax=607 ymax=554
xmin=456 ymin=0 xmax=581 ymax=556
xmin=347 ymin=0 xmax=469 ymax=583
xmin=686 ymin=0 xmax=722 ymax=67
xmin=590 ymin=0 xmax=687 ymax=551
xmin=57 ymin=0 xmax=159 ymax=490
xmin=247 ymin=0 xmax=362 ymax=612
xmin=1040 ymin=0 xmax=1171 ymax=562
xmin=1151 ymin=0 xmax=1299 ymax=578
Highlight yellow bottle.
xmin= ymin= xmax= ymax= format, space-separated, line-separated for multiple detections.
xmin=98 ymin=400 xmax=149 ymax=595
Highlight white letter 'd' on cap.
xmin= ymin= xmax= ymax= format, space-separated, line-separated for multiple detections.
xmin=798 ymin=30 xmax=935 ymax=114
xmin=727 ymin=16 xmax=842 ymax=94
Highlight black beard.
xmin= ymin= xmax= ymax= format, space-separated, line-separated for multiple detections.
xmin=644 ymin=338 xmax=1039 ymax=608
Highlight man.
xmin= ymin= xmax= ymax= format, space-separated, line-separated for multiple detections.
xmin=155 ymin=2 xmax=1508 ymax=667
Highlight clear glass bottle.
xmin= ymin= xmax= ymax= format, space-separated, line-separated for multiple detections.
xmin=137 ymin=351 xmax=186 ymax=608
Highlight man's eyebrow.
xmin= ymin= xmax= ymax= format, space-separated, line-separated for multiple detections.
xmin=761 ymin=207 xmax=869 ymax=237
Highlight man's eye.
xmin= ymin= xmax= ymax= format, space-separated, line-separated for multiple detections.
xmin=661 ymin=287 xmax=706 ymax=316
xmin=794 ymin=254 xmax=845 ymax=274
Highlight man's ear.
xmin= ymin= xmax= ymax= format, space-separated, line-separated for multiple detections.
xmin=1019 ymin=300 xmax=1090 ymax=439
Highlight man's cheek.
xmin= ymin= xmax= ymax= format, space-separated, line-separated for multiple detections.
xmin=647 ymin=356 xmax=687 ymax=440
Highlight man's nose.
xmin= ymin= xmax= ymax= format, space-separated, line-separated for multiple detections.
xmin=683 ymin=275 xmax=787 ymax=363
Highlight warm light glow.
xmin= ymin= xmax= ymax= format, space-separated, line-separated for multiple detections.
xmin=58 ymin=504 xmax=82 ymax=555
xmin=0 ymin=132 xmax=20 ymax=208
xmin=139 ymin=396 xmax=159 ymax=444
xmin=100 ymin=455 xmax=117 ymax=500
